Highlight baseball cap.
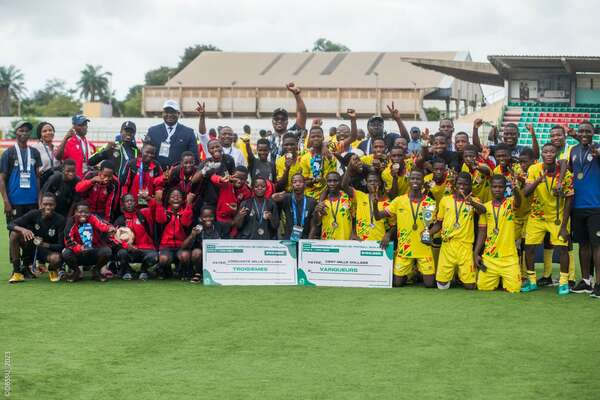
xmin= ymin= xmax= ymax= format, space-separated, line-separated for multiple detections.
xmin=410 ymin=126 xmax=421 ymax=134
xmin=272 ymin=107 xmax=288 ymax=118
xmin=72 ymin=114 xmax=90 ymax=125
xmin=14 ymin=120 xmax=33 ymax=131
xmin=121 ymin=121 xmax=137 ymax=133
xmin=162 ymin=99 xmax=180 ymax=111
xmin=367 ymin=115 xmax=384 ymax=124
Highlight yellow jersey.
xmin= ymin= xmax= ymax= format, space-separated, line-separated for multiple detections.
xmin=275 ymin=155 xmax=303 ymax=192
xmin=424 ymin=174 xmax=453 ymax=206
xmin=461 ymin=163 xmax=491 ymax=203
xmin=526 ymin=164 xmax=574 ymax=222
xmin=354 ymin=190 xmax=391 ymax=241
xmin=320 ymin=191 xmax=354 ymax=240
xmin=381 ymin=159 xmax=414 ymax=197
xmin=437 ymin=194 xmax=480 ymax=244
xmin=479 ymin=197 xmax=517 ymax=259
xmin=300 ymin=151 xmax=338 ymax=199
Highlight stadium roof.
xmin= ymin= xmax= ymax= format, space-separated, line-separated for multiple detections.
xmin=399 ymin=57 xmax=504 ymax=86
xmin=166 ymin=51 xmax=472 ymax=90
xmin=488 ymin=55 xmax=600 ymax=77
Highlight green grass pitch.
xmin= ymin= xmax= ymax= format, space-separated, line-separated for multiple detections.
xmin=1 ymin=218 xmax=600 ymax=399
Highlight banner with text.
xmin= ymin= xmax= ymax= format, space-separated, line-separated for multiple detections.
xmin=297 ymin=240 xmax=393 ymax=288
xmin=202 ymin=240 xmax=298 ymax=286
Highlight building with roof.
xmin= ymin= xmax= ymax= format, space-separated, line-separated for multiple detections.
xmin=142 ymin=51 xmax=484 ymax=120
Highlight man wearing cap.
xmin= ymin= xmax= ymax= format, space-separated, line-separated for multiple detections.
xmin=408 ymin=127 xmax=422 ymax=154
xmin=89 ymin=121 xmax=139 ymax=181
xmin=56 ymin=115 xmax=96 ymax=178
xmin=146 ymin=100 xmax=199 ymax=169
xmin=268 ymin=83 xmax=307 ymax=161
xmin=358 ymin=102 xmax=409 ymax=154
xmin=0 ymin=121 xmax=42 ymax=225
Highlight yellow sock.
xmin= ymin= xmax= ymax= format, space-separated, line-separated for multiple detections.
xmin=543 ymin=249 xmax=553 ymax=278
xmin=559 ymin=272 xmax=569 ymax=285
xmin=527 ymin=270 xmax=537 ymax=284
xmin=568 ymin=251 xmax=575 ymax=281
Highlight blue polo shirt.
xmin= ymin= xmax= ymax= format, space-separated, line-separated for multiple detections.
xmin=0 ymin=145 xmax=41 ymax=206
xmin=570 ymin=144 xmax=600 ymax=209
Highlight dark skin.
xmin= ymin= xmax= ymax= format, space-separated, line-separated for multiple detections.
xmin=569 ymin=123 xmax=600 ymax=281
xmin=55 ymin=121 xmax=89 ymax=159
xmin=387 ymin=147 xmax=406 ymax=198
xmin=304 ymin=130 xmax=332 ymax=188
xmin=463 ymin=149 xmax=491 ymax=177
xmin=386 ymin=102 xmax=410 ymax=140
xmin=522 ymin=145 xmax=572 ymax=277
xmin=314 ymin=173 xmax=358 ymax=240
xmin=272 ymin=175 xmax=321 ymax=239
xmin=232 ymin=179 xmax=275 ymax=230
xmin=276 ymin=137 xmax=299 ymax=191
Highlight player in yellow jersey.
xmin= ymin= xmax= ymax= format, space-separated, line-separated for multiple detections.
xmin=382 ymin=146 xmax=413 ymax=198
xmin=461 ymin=144 xmax=492 ymax=203
xmin=275 ymin=133 xmax=303 ymax=192
xmin=377 ymin=169 xmax=437 ymax=288
xmin=521 ymin=143 xmax=574 ymax=295
xmin=342 ymin=171 xmax=391 ymax=241
xmin=314 ymin=172 xmax=355 ymax=240
xmin=431 ymin=172 xmax=486 ymax=290
xmin=300 ymin=126 xmax=337 ymax=199
xmin=474 ymin=174 xmax=522 ymax=292
xmin=360 ymin=137 xmax=387 ymax=171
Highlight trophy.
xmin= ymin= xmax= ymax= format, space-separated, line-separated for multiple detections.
xmin=421 ymin=204 xmax=436 ymax=245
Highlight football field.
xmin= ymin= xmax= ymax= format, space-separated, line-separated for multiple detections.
xmin=2 ymin=223 xmax=600 ymax=399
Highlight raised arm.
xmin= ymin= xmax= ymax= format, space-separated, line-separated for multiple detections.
xmin=55 ymin=128 xmax=75 ymax=160
xmin=287 ymin=83 xmax=306 ymax=130
xmin=196 ymin=101 xmax=207 ymax=135
xmin=386 ymin=102 xmax=409 ymax=140
xmin=472 ymin=119 xmax=484 ymax=151
xmin=527 ymin=124 xmax=540 ymax=160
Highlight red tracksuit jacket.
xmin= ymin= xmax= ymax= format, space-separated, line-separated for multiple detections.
xmin=114 ymin=201 xmax=157 ymax=251
xmin=210 ymin=174 xmax=252 ymax=223
xmin=75 ymin=172 xmax=120 ymax=221
xmin=64 ymin=214 xmax=112 ymax=254
xmin=121 ymin=159 xmax=163 ymax=203
xmin=155 ymin=203 xmax=193 ymax=249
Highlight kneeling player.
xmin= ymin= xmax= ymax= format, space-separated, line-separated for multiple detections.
xmin=376 ymin=170 xmax=436 ymax=287
xmin=474 ymin=175 xmax=522 ymax=292
xmin=62 ymin=202 xmax=115 ymax=282
xmin=433 ymin=172 xmax=486 ymax=290
xmin=8 ymin=193 xmax=65 ymax=283
xmin=114 ymin=194 xmax=158 ymax=281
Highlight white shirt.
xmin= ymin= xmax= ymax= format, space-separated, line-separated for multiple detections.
xmin=222 ymin=145 xmax=247 ymax=167
xmin=164 ymin=122 xmax=179 ymax=143
xmin=32 ymin=141 xmax=61 ymax=174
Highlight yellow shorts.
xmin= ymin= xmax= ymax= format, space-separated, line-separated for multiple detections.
xmin=524 ymin=217 xmax=569 ymax=247
xmin=477 ymin=256 xmax=521 ymax=293
xmin=514 ymin=218 xmax=527 ymax=240
xmin=394 ymin=256 xmax=435 ymax=277
xmin=436 ymin=240 xmax=476 ymax=284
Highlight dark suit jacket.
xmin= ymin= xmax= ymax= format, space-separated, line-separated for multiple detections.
xmin=146 ymin=123 xmax=199 ymax=169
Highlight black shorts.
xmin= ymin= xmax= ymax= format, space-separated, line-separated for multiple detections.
xmin=62 ymin=247 xmax=112 ymax=267
xmin=571 ymin=208 xmax=600 ymax=246
xmin=23 ymin=246 xmax=60 ymax=264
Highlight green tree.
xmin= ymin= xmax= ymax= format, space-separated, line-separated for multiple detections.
xmin=121 ymin=85 xmax=143 ymax=117
xmin=145 ymin=66 xmax=174 ymax=86
xmin=40 ymin=95 xmax=81 ymax=117
xmin=77 ymin=64 xmax=110 ymax=102
xmin=311 ymin=38 xmax=350 ymax=52
xmin=0 ymin=65 xmax=27 ymax=100
xmin=176 ymin=44 xmax=220 ymax=73
xmin=424 ymin=107 xmax=441 ymax=121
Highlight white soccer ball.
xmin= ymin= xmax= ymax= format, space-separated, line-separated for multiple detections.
xmin=115 ymin=227 xmax=135 ymax=245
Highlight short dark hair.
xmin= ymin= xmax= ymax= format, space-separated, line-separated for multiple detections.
xmin=433 ymin=132 xmax=447 ymax=141
xmin=456 ymin=171 xmax=472 ymax=184
xmin=490 ymin=174 xmax=507 ymax=186
xmin=256 ymin=138 xmax=271 ymax=148
xmin=63 ymin=159 xmax=76 ymax=168
xmin=520 ymin=147 xmax=535 ymax=159
xmin=282 ymin=132 xmax=298 ymax=142
xmin=455 ymin=131 xmax=468 ymax=139
xmin=495 ymin=143 xmax=510 ymax=154
xmin=463 ymin=144 xmax=479 ymax=154
xmin=235 ymin=165 xmax=249 ymax=175
xmin=181 ymin=151 xmax=194 ymax=160
xmin=41 ymin=192 xmax=57 ymax=202
xmin=200 ymin=205 xmax=216 ymax=215
xmin=101 ymin=160 xmax=115 ymax=171
xmin=542 ymin=142 xmax=556 ymax=150
xmin=504 ymin=123 xmax=519 ymax=131
xmin=431 ymin=157 xmax=446 ymax=166
xmin=74 ymin=201 xmax=90 ymax=211
xmin=550 ymin=125 xmax=566 ymax=134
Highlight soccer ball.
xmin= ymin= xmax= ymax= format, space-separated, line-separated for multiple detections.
xmin=115 ymin=227 xmax=135 ymax=245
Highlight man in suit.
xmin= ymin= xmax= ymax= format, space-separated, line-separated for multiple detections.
xmin=146 ymin=100 xmax=199 ymax=169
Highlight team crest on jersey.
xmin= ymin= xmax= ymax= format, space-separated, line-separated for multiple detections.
xmin=48 ymin=228 xmax=55 ymax=237
xmin=34 ymin=224 xmax=40 ymax=230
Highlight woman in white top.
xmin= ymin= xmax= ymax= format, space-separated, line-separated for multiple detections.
xmin=32 ymin=121 xmax=61 ymax=187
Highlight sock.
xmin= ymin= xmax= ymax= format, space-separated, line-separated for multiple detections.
xmin=543 ymin=249 xmax=553 ymax=278
xmin=437 ymin=281 xmax=450 ymax=290
xmin=568 ymin=251 xmax=576 ymax=281
xmin=559 ymin=272 xmax=569 ymax=286
xmin=583 ymin=278 xmax=591 ymax=286
xmin=527 ymin=270 xmax=537 ymax=284
xmin=12 ymin=263 xmax=21 ymax=274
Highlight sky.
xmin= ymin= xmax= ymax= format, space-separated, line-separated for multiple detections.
xmin=1 ymin=0 xmax=598 ymax=100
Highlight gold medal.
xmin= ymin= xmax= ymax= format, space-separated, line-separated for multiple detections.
xmin=554 ymin=219 xmax=561 ymax=226
xmin=453 ymin=222 xmax=461 ymax=229
xmin=257 ymin=228 xmax=265 ymax=235
xmin=493 ymin=228 xmax=499 ymax=235
xmin=577 ymin=172 xmax=584 ymax=180
xmin=412 ymin=223 xmax=418 ymax=231
xmin=332 ymin=222 xmax=338 ymax=229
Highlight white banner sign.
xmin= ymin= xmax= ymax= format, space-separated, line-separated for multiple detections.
xmin=202 ymin=240 xmax=298 ymax=286
xmin=297 ymin=240 xmax=393 ymax=288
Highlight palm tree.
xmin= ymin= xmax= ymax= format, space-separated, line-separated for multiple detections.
xmin=77 ymin=64 xmax=110 ymax=102
xmin=0 ymin=65 xmax=27 ymax=100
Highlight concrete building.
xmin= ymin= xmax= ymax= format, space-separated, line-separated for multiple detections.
xmin=142 ymin=51 xmax=484 ymax=120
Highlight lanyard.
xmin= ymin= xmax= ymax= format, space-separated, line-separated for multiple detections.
xmin=409 ymin=195 xmax=423 ymax=227
xmin=330 ymin=193 xmax=342 ymax=225
xmin=42 ymin=143 xmax=55 ymax=168
xmin=543 ymin=167 xmax=558 ymax=195
xmin=139 ymin=162 xmax=144 ymax=190
xmin=492 ymin=199 xmax=502 ymax=232
xmin=179 ymin=167 xmax=192 ymax=193
xmin=253 ymin=198 xmax=265 ymax=225
xmin=291 ymin=195 xmax=307 ymax=226
xmin=14 ymin=144 xmax=31 ymax=172
xmin=165 ymin=125 xmax=176 ymax=143
xmin=577 ymin=146 xmax=592 ymax=179
xmin=369 ymin=196 xmax=376 ymax=227
xmin=453 ymin=195 xmax=466 ymax=226
xmin=76 ymin=135 xmax=89 ymax=163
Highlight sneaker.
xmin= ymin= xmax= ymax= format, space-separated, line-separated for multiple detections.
xmin=558 ymin=284 xmax=570 ymax=296
xmin=537 ymin=276 xmax=554 ymax=287
xmin=48 ymin=271 xmax=60 ymax=282
xmin=571 ymin=280 xmax=593 ymax=294
xmin=138 ymin=272 xmax=148 ymax=281
xmin=122 ymin=273 xmax=133 ymax=281
xmin=8 ymin=272 xmax=25 ymax=283
xmin=569 ymin=280 xmax=576 ymax=290
xmin=590 ymin=284 xmax=600 ymax=299
xmin=521 ymin=281 xmax=538 ymax=293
